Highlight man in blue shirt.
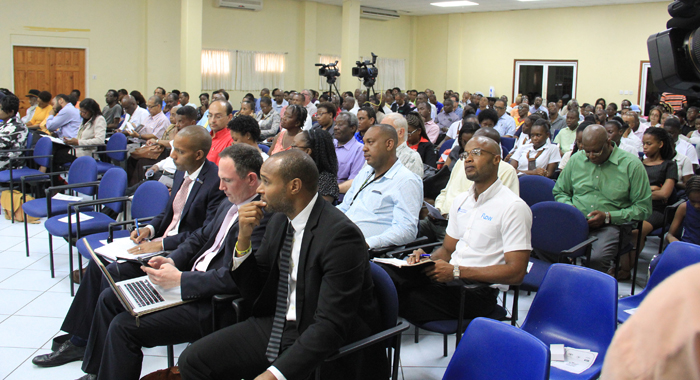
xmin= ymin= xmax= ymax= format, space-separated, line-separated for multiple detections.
xmin=45 ymin=94 xmax=82 ymax=139
xmin=337 ymin=124 xmax=422 ymax=249
xmin=494 ymin=99 xmax=517 ymax=137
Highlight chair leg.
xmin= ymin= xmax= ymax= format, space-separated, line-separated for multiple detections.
xmin=24 ymin=214 xmax=30 ymax=257
xmin=167 ymin=344 xmax=174 ymax=367
xmin=392 ymin=334 xmax=403 ymax=380
xmin=414 ymin=325 xmax=419 ymax=344
xmin=444 ymin=334 xmax=448 ymax=357
xmin=48 ymin=233 xmax=55 ymax=278
xmin=78 ymin=253 xmax=83 ymax=283
xmin=69 ymin=238 xmax=74 ymax=297
xmin=10 ymin=180 xmax=14 ymax=223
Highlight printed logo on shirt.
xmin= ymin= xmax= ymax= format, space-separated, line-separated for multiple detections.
xmin=480 ymin=213 xmax=493 ymax=221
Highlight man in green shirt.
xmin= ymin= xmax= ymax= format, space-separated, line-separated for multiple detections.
xmin=552 ymin=125 xmax=652 ymax=272
xmin=554 ymin=110 xmax=580 ymax=155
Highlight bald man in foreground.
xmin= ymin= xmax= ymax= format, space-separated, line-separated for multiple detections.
xmin=379 ymin=135 xmax=532 ymax=323
xmin=552 ymin=125 xmax=651 ymax=274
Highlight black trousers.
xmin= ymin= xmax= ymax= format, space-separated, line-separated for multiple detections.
xmin=378 ymin=263 xmax=498 ymax=323
xmin=53 ymin=143 xmax=76 ymax=171
xmin=179 ymin=317 xmax=299 ymax=380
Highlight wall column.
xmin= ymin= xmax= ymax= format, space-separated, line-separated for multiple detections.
xmin=180 ymin=0 xmax=202 ymax=94
xmin=445 ymin=13 xmax=463 ymax=91
xmin=302 ymin=1 xmax=318 ymax=91
xmin=341 ymin=0 xmax=361 ymax=90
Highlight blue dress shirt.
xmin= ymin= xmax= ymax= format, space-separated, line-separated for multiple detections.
xmin=45 ymin=103 xmax=82 ymax=139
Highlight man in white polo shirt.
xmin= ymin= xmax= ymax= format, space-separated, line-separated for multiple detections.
xmin=381 ymin=135 xmax=532 ymax=322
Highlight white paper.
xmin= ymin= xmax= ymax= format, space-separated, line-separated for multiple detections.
xmin=47 ymin=136 xmax=67 ymax=145
xmin=527 ymin=261 xmax=533 ymax=273
xmin=372 ymin=258 xmax=433 ymax=268
xmin=95 ymin=237 xmax=139 ymax=261
xmin=423 ymin=201 xmax=445 ymax=220
xmin=550 ymin=344 xmax=566 ymax=362
xmin=57 ymin=213 xmax=94 ymax=223
xmin=52 ymin=193 xmax=83 ymax=202
xmin=624 ymin=307 xmax=638 ymax=315
xmin=550 ymin=347 xmax=598 ymax=374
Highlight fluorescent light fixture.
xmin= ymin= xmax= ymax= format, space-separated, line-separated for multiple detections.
xmin=518 ymin=0 xmax=543 ymax=1
xmin=430 ymin=1 xmax=479 ymax=7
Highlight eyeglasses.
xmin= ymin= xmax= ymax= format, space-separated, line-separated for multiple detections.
xmin=584 ymin=145 xmax=606 ymax=158
xmin=147 ymin=104 xmax=158 ymax=109
xmin=291 ymin=144 xmax=309 ymax=150
xmin=316 ymin=111 xmax=329 ymax=117
xmin=407 ymin=128 xmax=420 ymax=135
xmin=459 ymin=148 xmax=498 ymax=160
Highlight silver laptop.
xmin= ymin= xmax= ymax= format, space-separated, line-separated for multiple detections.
xmin=83 ymin=238 xmax=189 ymax=318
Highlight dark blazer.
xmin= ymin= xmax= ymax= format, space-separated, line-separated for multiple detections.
xmin=416 ymin=140 xmax=437 ymax=168
xmin=148 ymin=159 xmax=225 ymax=250
xmin=232 ymin=196 xmax=386 ymax=380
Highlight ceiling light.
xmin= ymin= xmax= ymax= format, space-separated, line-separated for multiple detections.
xmin=430 ymin=1 xmax=479 ymax=7
xmin=517 ymin=0 xmax=543 ymax=1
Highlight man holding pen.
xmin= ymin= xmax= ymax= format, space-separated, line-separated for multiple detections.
xmin=378 ymin=135 xmax=532 ymax=323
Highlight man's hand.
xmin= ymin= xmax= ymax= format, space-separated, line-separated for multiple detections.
xmin=254 ymin=370 xmax=277 ymax=380
xmin=147 ymin=165 xmax=159 ymax=175
xmin=237 ymin=201 xmax=266 ymax=244
xmin=407 ymin=248 xmax=426 ymax=265
xmin=146 ymin=138 xmax=157 ymax=146
xmin=128 ymin=241 xmax=162 ymax=255
xmin=534 ymin=168 xmax=547 ymax=177
xmin=587 ymin=210 xmax=606 ymax=229
xmin=142 ymin=261 xmax=181 ymax=289
xmin=147 ymin=256 xmax=175 ymax=269
xmin=130 ymin=227 xmax=152 ymax=243
xmin=423 ymin=259 xmax=455 ymax=283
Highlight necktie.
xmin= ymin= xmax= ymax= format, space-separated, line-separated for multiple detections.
xmin=158 ymin=176 xmax=193 ymax=240
xmin=266 ymin=222 xmax=295 ymax=363
xmin=192 ymin=204 xmax=238 ymax=271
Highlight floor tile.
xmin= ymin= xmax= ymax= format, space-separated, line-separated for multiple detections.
xmin=0 ymin=236 xmax=29 ymax=251
xmin=401 ymin=366 xmax=446 ymax=380
xmin=0 ymin=250 xmax=46 ymax=270
xmin=0 ymin=289 xmax=43 ymax=315
xmin=0 ymin=347 xmax=40 ymax=379
xmin=0 ymin=221 xmax=46 ymax=238
xmin=400 ymin=333 xmax=455 ymax=367
xmin=0 ymin=315 xmax=62 ymax=349
xmin=3 ymin=349 xmax=85 ymax=380
xmin=46 ymin=276 xmax=74 ymax=294
xmin=24 ymin=253 xmax=76 ymax=274
xmin=0 ymin=270 xmax=65 ymax=292
xmin=0 ymin=314 xmax=9 ymax=324
xmin=0 ymin=268 xmax=20 ymax=283
xmin=16 ymin=291 xmax=74 ymax=318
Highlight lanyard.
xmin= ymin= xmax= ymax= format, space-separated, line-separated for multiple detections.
xmin=350 ymin=169 xmax=387 ymax=206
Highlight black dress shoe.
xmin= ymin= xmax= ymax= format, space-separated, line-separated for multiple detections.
xmin=76 ymin=374 xmax=96 ymax=380
xmin=51 ymin=333 xmax=71 ymax=351
xmin=32 ymin=340 xmax=86 ymax=367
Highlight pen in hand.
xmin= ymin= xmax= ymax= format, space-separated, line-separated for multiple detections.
xmin=134 ymin=218 xmax=140 ymax=239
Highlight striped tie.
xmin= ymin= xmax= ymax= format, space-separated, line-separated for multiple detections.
xmin=266 ymin=222 xmax=295 ymax=363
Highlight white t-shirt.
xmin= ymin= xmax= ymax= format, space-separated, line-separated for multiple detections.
xmin=676 ymin=138 xmax=699 ymax=165
xmin=446 ymin=179 xmax=532 ymax=290
xmin=446 ymin=120 xmax=462 ymax=140
xmin=622 ymin=132 xmax=643 ymax=153
xmin=674 ymin=153 xmax=694 ymax=183
xmin=510 ymin=142 xmax=561 ymax=172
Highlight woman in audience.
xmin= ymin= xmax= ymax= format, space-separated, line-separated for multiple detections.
xmin=54 ymin=98 xmax=107 ymax=169
xmin=509 ymin=121 xmax=560 ymax=178
xmin=405 ymin=112 xmax=437 ymax=168
xmin=269 ymin=104 xmax=306 ymax=155
xmin=130 ymin=91 xmax=147 ymax=108
xmin=616 ymin=127 xmax=678 ymax=279
xmin=0 ymin=94 xmax=28 ymax=171
xmin=233 ymin=99 xmax=255 ymax=118
xmin=227 ymin=115 xmax=269 ymax=160
xmin=198 ymin=92 xmax=209 ymax=121
xmin=667 ymin=175 xmax=700 ymax=246
xmin=511 ymin=114 xmax=543 ymax=155
xmin=292 ymin=128 xmax=339 ymax=203
xmin=595 ymin=98 xmax=607 ymax=110
xmin=649 ymin=106 xmax=663 ymax=128
xmin=256 ymin=97 xmax=280 ymax=141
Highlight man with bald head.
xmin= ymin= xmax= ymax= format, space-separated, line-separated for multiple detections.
xmin=132 ymin=95 xmax=169 ymax=142
xmin=382 ymin=113 xmax=424 ymax=177
xmin=381 ymin=134 xmax=532 ymax=324
xmin=342 ymin=96 xmax=357 ymax=115
xmin=553 ymin=125 xmax=651 ymax=273
xmin=206 ymin=99 xmax=234 ymax=165
xmin=338 ymin=124 xmax=422 ymax=249
xmin=117 ymin=95 xmax=150 ymax=138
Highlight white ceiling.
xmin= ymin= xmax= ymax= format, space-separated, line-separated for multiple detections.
xmin=305 ymin=0 xmax=666 ymax=16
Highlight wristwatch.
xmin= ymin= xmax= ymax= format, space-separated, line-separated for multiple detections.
xmin=604 ymin=212 xmax=611 ymax=225
xmin=453 ymin=264 xmax=460 ymax=280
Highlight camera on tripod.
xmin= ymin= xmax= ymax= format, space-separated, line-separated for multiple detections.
xmin=316 ymin=61 xmax=340 ymax=84
xmin=352 ymin=53 xmax=379 ymax=88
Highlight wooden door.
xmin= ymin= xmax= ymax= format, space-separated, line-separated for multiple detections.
xmin=13 ymin=46 xmax=85 ymax=117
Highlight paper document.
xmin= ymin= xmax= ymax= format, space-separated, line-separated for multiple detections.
xmin=372 ymin=258 xmax=434 ymax=268
xmin=550 ymin=347 xmax=598 ymax=374
xmin=527 ymin=261 xmax=533 ymax=273
xmin=58 ymin=213 xmax=94 ymax=223
xmin=423 ymin=201 xmax=445 ymax=220
xmin=95 ymin=237 xmax=141 ymax=261
xmin=624 ymin=308 xmax=638 ymax=315
xmin=53 ymin=193 xmax=83 ymax=202
xmin=47 ymin=136 xmax=67 ymax=145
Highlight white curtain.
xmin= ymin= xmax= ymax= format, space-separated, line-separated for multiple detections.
xmin=201 ymin=49 xmax=234 ymax=91
xmin=318 ymin=55 xmax=341 ymax=91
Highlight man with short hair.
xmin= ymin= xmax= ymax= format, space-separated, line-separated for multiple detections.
xmin=553 ymin=125 xmax=652 ymax=272
xmin=300 ymin=89 xmax=317 ymax=119
xmin=206 ymin=100 xmax=234 ymax=165
xmin=135 ymin=96 xmax=170 ymax=142
xmin=548 ymin=102 xmax=566 ymax=132
xmin=22 ymin=89 xmax=40 ymax=124
xmin=392 ymin=93 xmax=413 ymax=115
xmin=255 ymin=88 xmax=270 ymax=113
xmin=291 ymin=93 xmax=313 ymax=130
xmin=461 ymin=91 xmax=471 ymax=108
xmin=530 ymin=96 xmax=548 ymax=115
xmin=163 ymin=93 xmax=179 ymax=121
xmin=271 ymin=88 xmax=287 ymax=114
xmin=417 ymin=101 xmax=440 ymax=143
xmin=665 ymin=117 xmax=700 ymax=170
xmin=342 ymin=96 xmax=357 ymax=115
xmin=154 ymin=87 xmax=167 ymax=108
xmin=435 ymin=99 xmax=461 ymax=132
xmin=103 ymin=90 xmax=123 ymax=130
xmin=45 ymin=94 xmax=82 ymax=139
xmin=338 ymin=124 xmax=422 ymax=249
xmin=493 ymin=99 xmax=516 ymax=137
xmin=355 ymin=106 xmax=376 ymax=144
xmin=382 ymin=113 xmax=424 ymax=178
xmin=554 ymin=110 xmax=580 ymax=155
xmin=179 ymin=92 xmax=197 ymax=109
xmin=118 ymin=95 xmax=150 ymax=136
xmin=622 ymin=111 xmax=647 ymax=141
xmin=416 ymin=92 xmax=437 ymax=120
xmin=334 ymin=112 xmax=365 ymax=200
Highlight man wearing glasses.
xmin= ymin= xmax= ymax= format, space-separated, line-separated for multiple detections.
xmin=380 ymin=134 xmax=531 ymax=323
xmin=493 ymin=99 xmax=516 ymax=137
xmin=553 ymin=125 xmax=651 ymax=273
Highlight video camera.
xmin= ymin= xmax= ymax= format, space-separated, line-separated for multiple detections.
xmin=352 ymin=53 xmax=379 ymax=88
xmin=315 ymin=61 xmax=340 ymax=84
xmin=648 ymin=0 xmax=700 ymax=95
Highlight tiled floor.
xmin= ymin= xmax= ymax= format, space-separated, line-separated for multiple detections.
xmin=0 ymin=215 xmax=654 ymax=380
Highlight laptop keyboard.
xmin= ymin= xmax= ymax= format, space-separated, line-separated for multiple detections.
xmin=124 ymin=280 xmax=165 ymax=307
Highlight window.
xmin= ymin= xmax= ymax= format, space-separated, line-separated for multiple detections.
xmin=318 ymin=55 xmax=341 ymax=91
xmin=513 ymin=61 xmax=577 ymax=104
xmin=639 ymin=61 xmax=660 ymax=116
xmin=201 ymin=49 xmax=286 ymax=91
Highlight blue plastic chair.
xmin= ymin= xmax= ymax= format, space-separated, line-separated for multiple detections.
xmin=438 ymin=139 xmax=454 ymax=157
xmin=258 ymin=144 xmax=270 ymax=154
xmin=501 ymin=137 xmax=516 ymax=155
xmin=442 ymin=318 xmax=550 ymax=380
xmin=44 ymin=168 xmax=127 ymax=295
xmin=521 ymin=264 xmax=617 ymax=380
xmin=518 ymin=175 xmax=555 ymax=207
xmin=94 ymin=133 xmax=128 ymax=174
xmin=522 ymin=202 xmax=597 ymax=292
xmin=76 ymin=180 xmax=170 ymax=260
xmin=617 ymin=241 xmax=700 ymax=323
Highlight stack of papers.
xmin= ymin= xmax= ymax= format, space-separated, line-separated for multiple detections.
xmin=57 ymin=213 xmax=94 ymax=223
xmin=372 ymin=258 xmax=433 ymax=268
xmin=550 ymin=346 xmax=598 ymax=374
xmin=94 ymin=237 xmax=149 ymax=261
xmin=47 ymin=136 xmax=67 ymax=145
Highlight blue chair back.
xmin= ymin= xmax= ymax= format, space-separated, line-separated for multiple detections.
xmin=646 ymin=242 xmax=700 ymax=293
xmin=518 ymin=175 xmax=555 ymax=207
xmin=442 ymin=318 xmax=550 ymax=380
xmin=369 ymin=262 xmax=399 ymax=333
xmin=25 ymin=132 xmax=34 ymax=152
xmin=105 ymin=133 xmax=128 ymax=161
xmin=97 ymin=168 xmax=127 ymax=213
xmin=501 ymin=137 xmax=516 ymax=154
xmin=522 ymin=264 xmax=617 ymax=361
xmin=438 ymin=139 xmax=454 ymax=157
xmin=258 ymin=144 xmax=270 ymax=154
xmin=131 ymin=181 xmax=170 ymax=219
xmin=531 ymin=201 xmax=589 ymax=257
xmin=33 ymin=137 xmax=53 ymax=168
xmin=68 ymin=156 xmax=98 ymax=196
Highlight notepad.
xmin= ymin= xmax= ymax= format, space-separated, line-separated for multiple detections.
xmin=52 ymin=193 xmax=83 ymax=202
xmin=372 ymin=258 xmax=434 ymax=268
xmin=550 ymin=347 xmax=598 ymax=374
xmin=423 ymin=201 xmax=445 ymax=220
xmin=95 ymin=237 xmax=160 ymax=262
xmin=57 ymin=213 xmax=94 ymax=223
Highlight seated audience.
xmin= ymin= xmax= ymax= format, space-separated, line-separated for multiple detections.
xmin=558 ymin=124 xmax=587 ymax=170
xmin=494 ymin=99 xmax=516 ymax=137
xmin=271 ymin=88 xmax=287 ymax=114
xmin=435 ymin=99 xmax=461 ymax=132
xmin=392 ymin=92 xmax=413 ymax=115
xmin=52 ymin=98 xmax=107 ymax=170
xmin=21 ymin=89 xmax=39 ymax=124
xmin=355 ymin=106 xmax=376 ymax=143
xmin=270 ymin=104 xmax=306 ymax=155
xmin=554 ymin=109 xmax=580 ymax=155
xmin=197 ymin=92 xmax=210 ymax=125
xmin=234 ymin=99 xmax=255 ymax=119
xmin=595 ymin=108 xmax=608 ymax=125
xmin=441 ymin=122 xmax=480 ymax=170
xmin=623 ymin=111 xmax=648 ymax=141
xmin=334 ymin=111 xmax=365 ymax=198
xmin=530 ymin=96 xmax=548 ymax=115
xmin=0 ymin=94 xmax=28 ymax=170
xmin=667 ymin=175 xmax=700 ymax=246
xmin=383 ymin=135 xmax=531 ymax=324
xmin=228 ymin=115 xmax=269 ymax=160
xmin=605 ymin=120 xmax=639 ymax=156
xmin=206 ymin=99 xmax=234 ymax=165
xmin=102 ymin=90 xmax=123 ymax=130
xmin=405 ymin=112 xmax=437 ymax=168
xmin=163 ymin=93 xmax=179 ymax=121
xmin=293 ymin=128 xmax=339 ymax=203
xmin=665 ymin=117 xmax=700 ymax=171
xmin=416 ymin=101 xmax=440 ymax=143
xmin=338 ymin=124 xmax=422 ymax=249
xmin=312 ymin=102 xmax=336 ymax=134
xmin=122 ymin=96 xmax=169 ymax=143
xmin=342 ymin=96 xmax=357 ymax=115
xmin=548 ymin=102 xmax=567 ymax=132
xmin=45 ymin=94 xmax=81 ymax=138
xmin=513 ymin=103 xmax=529 ymax=128
xmin=511 ymin=114 xmax=543 ymax=153
xmin=509 ymin=121 xmax=560 ymax=178
xmin=552 ymin=125 xmax=652 ymax=272
xmin=179 ymin=91 xmax=197 ymax=109
xmin=383 ymin=113 xmax=424 ymax=178
xmin=118 ymin=95 xmax=150 ymax=135
xmin=25 ymin=90 xmax=52 ymax=134
xmin=130 ymin=90 xmax=148 ymax=109
xmin=255 ymin=97 xmax=280 ymax=141
xmin=477 ymin=108 xmax=499 ymax=129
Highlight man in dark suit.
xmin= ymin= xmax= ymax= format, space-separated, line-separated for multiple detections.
xmin=33 ymin=145 xmax=269 ymax=380
xmin=179 ymin=149 xmax=387 ymax=380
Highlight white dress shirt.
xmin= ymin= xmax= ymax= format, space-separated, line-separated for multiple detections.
xmin=676 ymin=138 xmax=699 ymax=165
xmin=510 ymin=142 xmax=561 ymax=172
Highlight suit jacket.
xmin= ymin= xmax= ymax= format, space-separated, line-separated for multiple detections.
xmin=148 ymin=159 xmax=225 ymax=250
xmin=232 ymin=196 xmax=386 ymax=380
xmin=167 ymin=196 xmax=270 ymax=330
